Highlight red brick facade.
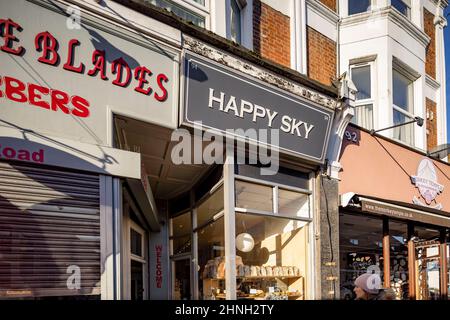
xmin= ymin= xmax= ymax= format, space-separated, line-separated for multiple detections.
xmin=426 ymin=98 xmax=438 ymax=151
xmin=306 ymin=26 xmax=337 ymax=86
xmin=424 ymin=8 xmax=436 ymax=79
xmin=253 ymin=0 xmax=290 ymax=68
xmin=319 ymin=0 xmax=337 ymax=12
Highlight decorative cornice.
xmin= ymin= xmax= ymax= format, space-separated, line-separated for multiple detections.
xmin=183 ymin=36 xmax=338 ymax=110
xmin=306 ymin=0 xmax=339 ymax=25
xmin=425 ymin=74 xmax=441 ymax=90
xmin=340 ymin=7 xmax=430 ymax=48
xmin=430 ymin=0 xmax=449 ymax=9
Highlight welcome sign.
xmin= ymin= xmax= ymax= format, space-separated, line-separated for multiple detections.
xmin=183 ymin=53 xmax=334 ymax=163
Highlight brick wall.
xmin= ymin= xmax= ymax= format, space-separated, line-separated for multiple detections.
xmin=320 ymin=0 xmax=337 ymax=12
xmin=253 ymin=0 xmax=290 ymax=68
xmin=307 ymin=26 xmax=337 ymax=86
xmin=424 ymin=8 xmax=436 ymax=79
xmin=426 ymin=98 xmax=437 ymax=151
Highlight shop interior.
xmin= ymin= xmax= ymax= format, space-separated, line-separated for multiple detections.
xmin=114 ymin=115 xmax=314 ymax=300
xmin=339 ymin=211 xmax=450 ymax=300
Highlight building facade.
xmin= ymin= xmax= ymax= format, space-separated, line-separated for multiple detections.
xmin=0 ymin=0 xmax=448 ymax=300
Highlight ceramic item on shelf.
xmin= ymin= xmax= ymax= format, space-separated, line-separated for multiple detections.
xmin=266 ymin=266 xmax=273 ymax=276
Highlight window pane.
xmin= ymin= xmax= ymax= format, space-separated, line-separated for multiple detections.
xmin=234 ymin=213 xmax=309 ymax=300
xmin=173 ymin=259 xmax=191 ymax=300
xmin=230 ymin=0 xmax=241 ymax=43
xmin=198 ymin=217 xmax=225 ymax=299
xmin=197 ymin=185 xmax=224 ymax=227
xmin=393 ymin=109 xmax=414 ymax=145
xmin=391 ymin=0 xmax=409 ymax=17
xmin=278 ymin=189 xmax=310 ymax=219
xmin=352 ymin=104 xmax=374 ymax=130
xmin=172 ymin=212 xmax=191 ymax=237
xmin=235 ymin=180 xmax=273 ymax=212
xmin=147 ymin=0 xmax=205 ymax=27
xmin=130 ymin=229 xmax=143 ymax=257
xmin=339 ymin=213 xmax=384 ymax=300
xmin=389 ymin=221 xmax=408 ymax=300
xmin=348 ymin=0 xmax=371 ymax=15
xmin=393 ymin=69 xmax=412 ymax=112
xmin=171 ymin=212 xmax=192 ymax=255
xmin=352 ymin=65 xmax=371 ymax=100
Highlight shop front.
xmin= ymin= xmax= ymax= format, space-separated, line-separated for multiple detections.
xmin=338 ymin=124 xmax=450 ymax=300
xmin=1 ymin=0 xmax=350 ymax=300
xmin=0 ymin=0 xmax=179 ymax=300
xmin=160 ymin=42 xmax=342 ymax=301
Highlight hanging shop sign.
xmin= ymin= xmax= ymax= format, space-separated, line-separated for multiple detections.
xmin=0 ymin=0 xmax=178 ymax=146
xmin=182 ymin=53 xmax=334 ymax=163
xmin=411 ymin=158 xmax=445 ymax=210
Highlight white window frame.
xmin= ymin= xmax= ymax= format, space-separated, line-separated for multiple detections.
xmin=390 ymin=0 xmax=411 ymax=19
xmin=346 ymin=0 xmax=373 ymax=17
xmin=225 ymin=0 xmax=252 ymax=49
xmin=392 ymin=64 xmax=416 ymax=145
xmin=350 ymin=61 xmax=376 ymax=130
xmin=150 ymin=0 xmax=211 ymax=29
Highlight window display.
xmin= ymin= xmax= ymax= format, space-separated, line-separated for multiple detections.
xmin=201 ymin=213 xmax=308 ymax=300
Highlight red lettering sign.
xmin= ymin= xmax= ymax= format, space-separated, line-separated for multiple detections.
xmin=0 ymin=17 xmax=171 ymax=110
xmin=0 ymin=19 xmax=24 ymax=55
xmin=0 ymin=74 xmax=90 ymax=118
xmin=0 ymin=145 xmax=44 ymax=164
xmin=155 ymin=245 xmax=163 ymax=289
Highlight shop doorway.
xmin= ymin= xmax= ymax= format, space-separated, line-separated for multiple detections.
xmin=414 ymin=240 xmax=441 ymax=300
xmin=172 ymin=257 xmax=192 ymax=300
xmin=129 ymin=221 xmax=148 ymax=300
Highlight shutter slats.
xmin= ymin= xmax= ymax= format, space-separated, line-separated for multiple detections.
xmin=0 ymin=161 xmax=101 ymax=298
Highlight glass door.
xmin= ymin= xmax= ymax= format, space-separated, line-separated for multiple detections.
xmin=414 ymin=241 xmax=441 ymax=300
xmin=172 ymin=258 xmax=192 ymax=300
xmin=130 ymin=221 xmax=148 ymax=300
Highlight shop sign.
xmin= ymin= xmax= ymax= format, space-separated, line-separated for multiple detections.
xmin=155 ymin=244 xmax=163 ymax=289
xmin=361 ymin=199 xmax=450 ymax=228
xmin=411 ymin=158 xmax=444 ymax=210
xmin=183 ymin=53 xmax=334 ymax=163
xmin=0 ymin=0 xmax=178 ymax=146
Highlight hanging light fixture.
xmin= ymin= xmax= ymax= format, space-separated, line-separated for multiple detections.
xmin=235 ymin=233 xmax=254 ymax=252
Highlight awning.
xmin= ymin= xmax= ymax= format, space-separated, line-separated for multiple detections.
xmin=340 ymin=192 xmax=450 ymax=228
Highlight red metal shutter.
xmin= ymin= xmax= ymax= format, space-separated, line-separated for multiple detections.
xmin=0 ymin=161 xmax=101 ymax=298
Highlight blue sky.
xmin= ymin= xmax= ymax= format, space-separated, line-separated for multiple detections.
xmin=446 ymin=6 xmax=450 ymax=143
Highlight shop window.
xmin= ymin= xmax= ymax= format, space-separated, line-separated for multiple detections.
xmin=350 ymin=64 xmax=374 ymax=130
xmin=339 ymin=213 xmax=384 ymax=300
xmin=278 ymin=188 xmax=310 ymax=219
xmin=146 ymin=0 xmax=206 ymax=27
xmin=231 ymin=213 xmax=308 ymax=300
xmin=348 ymin=0 xmax=371 ymax=15
xmin=235 ymin=180 xmax=273 ymax=213
xmin=197 ymin=216 xmax=225 ymax=299
xmin=392 ymin=67 xmax=415 ymax=146
xmin=197 ymin=185 xmax=224 ymax=227
xmin=389 ymin=221 xmax=409 ymax=300
xmin=170 ymin=211 xmax=192 ymax=255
